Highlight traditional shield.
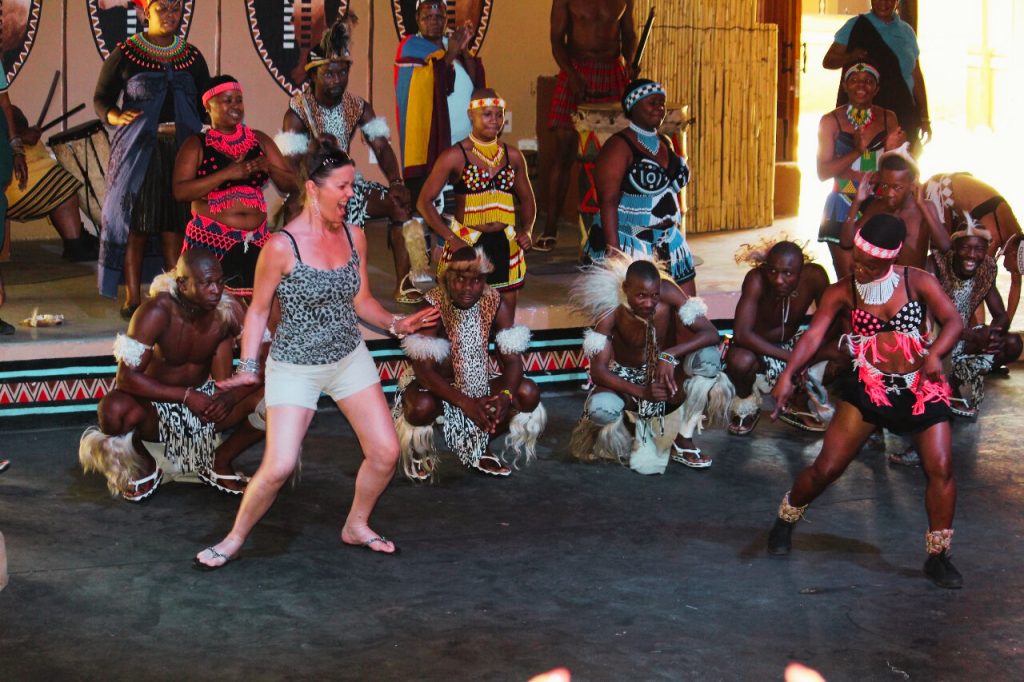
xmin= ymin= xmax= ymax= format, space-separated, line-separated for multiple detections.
xmin=86 ymin=0 xmax=196 ymax=60
xmin=390 ymin=0 xmax=494 ymax=55
xmin=246 ymin=0 xmax=352 ymax=96
xmin=1 ymin=0 xmax=42 ymax=85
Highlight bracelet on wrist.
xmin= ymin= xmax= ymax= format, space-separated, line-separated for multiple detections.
xmin=389 ymin=314 xmax=407 ymax=339
xmin=658 ymin=352 xmax=679 ymax=366
xmin=236 ymin=358 xmax=260 ymax=374
xmin=500 ymin=388 xmax=513 ymax=399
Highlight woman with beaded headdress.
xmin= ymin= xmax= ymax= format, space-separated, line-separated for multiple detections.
xmin=277 ymin=15 xmax=421 ymax=304
xmin=173 ymin=75 xmax=296 ymax=301
xmin=416 ymin=87 xmax=536 ymax=317
xmin=765 ymin=214 xmax=966 ymax=589
xmin=582 ymin=79 xmax=696 ymax=296
xmin=816 ymin=62 xmax=904 ymax=279
xmin=93 ymin=0 xmax=210 ymax=318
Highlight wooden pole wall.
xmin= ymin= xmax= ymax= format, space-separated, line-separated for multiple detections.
xmin=634 ymin=0 xmax=778 ymax=232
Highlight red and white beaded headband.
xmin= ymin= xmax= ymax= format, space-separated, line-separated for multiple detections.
xmin=854 ymin=229 xmax=902 ymax=259
xmin=202 ymin=82 xmax=242 ymax=107
xmin=469 ymin=97 xmax=506 ymax=111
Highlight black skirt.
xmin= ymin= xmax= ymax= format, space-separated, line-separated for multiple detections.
xmin=130 ymin=132 xmax=189 ymax=234
xmin=839 ymin=370 xmax=952 ymax=435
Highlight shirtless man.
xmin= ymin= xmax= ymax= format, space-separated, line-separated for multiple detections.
xmin=929 ymin=218 xmax=1022 ymax=417
xmin=725 ymin=241 xmax=842 ymax=435
xmin=924 ymin=172 xmax=1024 ymax=324
xmin=79 ymin=250 xmax=265 ymax=501
xmin=392 ymin=246 xmax=547 ymax=480
xmin=536 ymin=0 xmax=637 ymax=251
xmin=840 ymin=151 xmax=937 ymax=270
xmin=571 ymin=256 xmax=733 ymax=472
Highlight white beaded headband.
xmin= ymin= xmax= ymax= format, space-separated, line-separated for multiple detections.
xmin=854 ymin=229 xmax=902 ymax=259
xmin=623 ymin=83 xmax=666 ymax=112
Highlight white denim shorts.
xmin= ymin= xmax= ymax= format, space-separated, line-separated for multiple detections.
xmin=266 ymin=342 xmax=381 ymax=410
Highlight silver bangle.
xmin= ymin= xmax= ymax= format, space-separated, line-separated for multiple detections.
xmin=388 ymin=315 xmax=407 ymax=339
xmin=236 ymin=358 xmax=260 ymax=374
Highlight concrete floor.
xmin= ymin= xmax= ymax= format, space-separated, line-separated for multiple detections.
xmin=2 ymin=375 xmax=1023 ymax=681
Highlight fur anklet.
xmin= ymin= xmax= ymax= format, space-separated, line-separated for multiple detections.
xmin=778 ymin=491 xmax=808 ymax=523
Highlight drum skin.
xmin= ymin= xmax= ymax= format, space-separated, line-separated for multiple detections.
xmin=47 ymin=119 xmax=110 ymax=234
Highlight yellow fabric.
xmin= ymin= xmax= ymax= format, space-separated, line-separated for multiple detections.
xmin=437 ymin=218 xmax=525 ymax=290
xmin=403 ymin=50 xmax=444 ymax=170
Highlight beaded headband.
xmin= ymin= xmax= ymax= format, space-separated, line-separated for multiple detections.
xmin=469 ymin=97 xmax=506 ymax=111
xmin=854 ymin=228 xmax=902 ymax=259
xmin=623 ymin=82 xmax=666 ymax=113
xmin=416 ymin=0 xmax=446 ymax=8
xmin=202 ymin=82 xmax=242 ymax=107
xmin=844 ymin=62 xmax=880 ymax=83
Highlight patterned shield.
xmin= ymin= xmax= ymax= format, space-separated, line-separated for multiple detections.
xmin=86 ymin=0 xmax=196 ymax=59
xmin=390 ymin=0 xmax=494 ymax=55
xmin=246 ymin=0 xmax=351 ymax=96
xmin=1 ymin=0 xmax=43 ymax=84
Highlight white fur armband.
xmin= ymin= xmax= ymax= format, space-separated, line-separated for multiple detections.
xmin=582 ymin=329 xmax=609 ymax=357
xmin=495 ymin=325 xmax=531 ymax=355
xmin=402 ymin=334 xmax=451 ymax=363
xmin=678 ymin=296 xmax=708 ymax=326
xmin=113 ymin=334 xmax=152 ymax=368
xmin=360 ymin=116 xmax=390 ymax=141
xmin=274 ymin=131 xmax=310 ymax=157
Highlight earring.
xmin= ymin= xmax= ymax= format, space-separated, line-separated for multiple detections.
xmin=311 ymin=195 xmax=322 ymax=222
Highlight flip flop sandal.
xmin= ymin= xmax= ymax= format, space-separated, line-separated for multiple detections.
xmin=778 ymin=410 xmax=827 ymax=433
xmin=887 ymin=448 xmax=921 ymax=467
xmin=199 ymin=470 xmax=251 ymax=495
xmin=949 ymin=397 xmax=978 ymax=419
xmin=728 ymin=410 xmax=760 ymax=436
xmin=0 ymin=459 xmax=10 ymax=473
xmin=671 ymin=444 xmax=712 ymax=469
xmin=122 ymin=467 xmax=163 ymax=502
xmin=192 ymin=546 xmax=239 ymax=571
xmin=471 ymin=453 xmax=512 ymax=477
xmin=394 ymin=274 xmax=425 ymax=305
xmin=533 ymin=236 xmax=557 ymax=252
xmin=345 ymin=536 xmax=401 ymax=555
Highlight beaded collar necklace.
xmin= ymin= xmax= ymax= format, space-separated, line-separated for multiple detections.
xmin=206 ymin=125 xmax=258 ymax=158
xmin=856 ymin=266 xmax=900 ymax=305
xmin=628 ymin=121 xmax=661 ymax=156
xmin=469 ymin=133 xmax=503 ymax=169
xmin=846 ymin=105 xmax=875 ymax=129
xmin=130 ymin=33 xmax=186 ymax=62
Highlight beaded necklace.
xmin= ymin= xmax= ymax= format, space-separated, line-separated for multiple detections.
xmin=130 ymin=33 xmax=186 ymax=62
xmin=469 ymin=134 xmax=504 ymax=169
xmin=206 ymin=125 xmax=258 ymax=159
xmin=845 ymin=105 xmax=875 ymax=129
xmin=628 ymin=121 xmax=661 ymax=156
xmin=856 ymin=267 xmax=899 ymax=305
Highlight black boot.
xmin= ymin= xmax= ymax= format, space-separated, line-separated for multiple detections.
xmin=923 ymin=551 xmax=963 ymax=589
xmin=767 ymin=518 xmax=795 ymax=556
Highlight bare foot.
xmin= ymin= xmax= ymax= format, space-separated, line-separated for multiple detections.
xmin=341 ymin=525 xmax=397 ymax=554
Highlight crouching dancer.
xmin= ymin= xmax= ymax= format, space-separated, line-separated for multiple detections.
xmin=569 ymin=254 xmax=733 ymax=474
xmin=79 ymin=249 xmax=265 ymax=501
xmin=767 ymin=215 xmax=965 ymax=589
xmin=393 ymin=247 xmax=546 ymax=479
xmin=726 ymin=239 xmax=842 ymax=435
xmin=929 ymin=214 xmax=1022 ymax=417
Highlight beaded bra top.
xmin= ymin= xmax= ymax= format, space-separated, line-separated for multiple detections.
xmin=196 ymin=125 xmax=268 ymax=214
xmin=452 ymin=144 xmax=516 ymax=227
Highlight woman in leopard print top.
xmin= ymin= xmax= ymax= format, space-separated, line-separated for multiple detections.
xmin=194 ymin=139 xmax=439 ymax=569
